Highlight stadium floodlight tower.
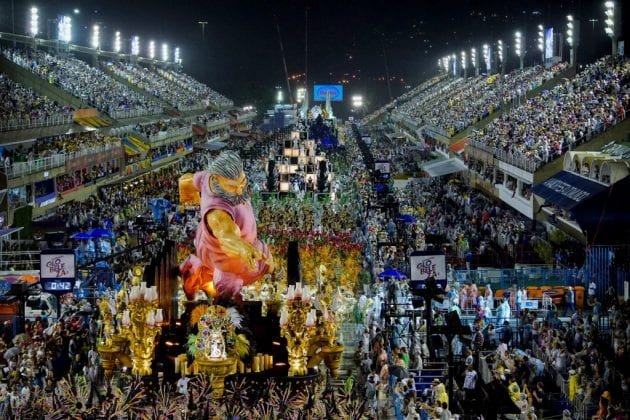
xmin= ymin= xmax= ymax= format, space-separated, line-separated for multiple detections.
xmin=114 ymin=31 xmax=121 ymax=54
xmin=91 ymin=24 xmax=100 ymax=50
xmin=604 ymin=1 xmax=620 ymax=55
xmin=161 ymin=43 xmax=168 ymax=63
xmin=566 ymin=15 xmax=580 ymax=66
xmin=482 ymin=44 xmax=491 ymax=73
xmin=57 ymin=16 xmax=71 ymax=43
xmin=442 ymin=56 xmax=449 ymax=73
xmin=514 ymin=31 xmax=525 ymax=70
xmin=149 ymin=41 xmax=156 ymax=60
xmin=29 ymin=7 xmax=39 ymax=37
xmin=470 ymin=47 xmax=478 ymax=76
xmin=451 ymin=53 xmax=456 ymax=78
xmin=497 ymin=39 xmax=504 ymax=74
xmin=174 ymin=47 xmax=181 ymax=65
xmin=460 ymin=50 xmax=467 ymax=77
xmin=352 ymin=95 xmax=363 ymax=109
xmin=537 ymin=24 xmax=545 ymax=64
xmin=131 ymin=36 xmax=140 ymax=56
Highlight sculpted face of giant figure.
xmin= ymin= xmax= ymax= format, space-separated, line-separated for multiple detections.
xmin=179 ymin=151 xmax=272 ymax=299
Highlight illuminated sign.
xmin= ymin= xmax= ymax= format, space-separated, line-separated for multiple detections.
xmin=40 ymin=251 xmax=76 ymax=281
xmin=313 ymin=85 xmax=343 ymax=102
xmin=410 ymin=251 xmax=447 ymax=289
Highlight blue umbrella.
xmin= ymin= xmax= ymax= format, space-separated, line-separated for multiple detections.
xmin=378 ymin=269 xmax=407 ymax=279
xmin=71 ymin=232 xmax=92 ymax=240
xmin=87 ymin=228 xmax=115 ymax=238
xmin=396 ymin=214 xmax=417 ymax=223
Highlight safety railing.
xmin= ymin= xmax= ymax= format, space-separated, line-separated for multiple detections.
xmin=468 ymin=111 xmax=626 ymax=173
xmin=146 ymin=126 xmax=191 ymax=142
xmin=177 ymin=102 xmax=206 ymax=112
xmin=0 ymin=113 xmax=74 ymax=132
xmin=2 ymin=142 xmax=122 ymax=178
xmin=108 ymin=106 xmax=163 ymax=120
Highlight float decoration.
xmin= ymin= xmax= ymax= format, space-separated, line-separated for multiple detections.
xmin=187 ymin=304 xmax=249 ymax=397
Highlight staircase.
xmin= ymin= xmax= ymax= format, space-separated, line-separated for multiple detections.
xmin=328 ymin=321 xmax=361 ymax=388
xmin=409 ymin=362 xmax=448 ymax=394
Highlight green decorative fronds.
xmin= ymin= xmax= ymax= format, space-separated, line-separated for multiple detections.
xmin=234 ymin=333 xmax=250 ymax=358
xmin=187 ymin=333 xmax=198 ymax=356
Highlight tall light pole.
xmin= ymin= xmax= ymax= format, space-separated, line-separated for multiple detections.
xmin=471 ymin=47 xmax=478 ymax=76
xmin=114 ymin=31 xmax=121 ymax=54
xmin=29 ymin=7 xmax=39 ymax=37
xmin=497 ymin=40 xmax=504 ymax=74
xmin=57 ymin=16 xmax=71 ymax=43
xmin=567 ymin=15 xmax=580 ymax=66
xmin=149 ymin=41 xmax=155 ymax=60
xmin=604 ymin=1 xmax=619 ymax=55
xmin=91 ymin=24 xmax=100 ymax=50
xmin=174 ymin=47 xmax=181 ymax=65
xmin=161 ymin=43 xmax=169 ymax=62
xmin=483 ymin=44 xmax=491 ymax=73
xmin=198 ymin=21 xmax=208 ymax=39
xmin=461 ymin=50 xmax=467 ymax=78
xmin=514 ymin=31 xmax=525 ymax=70
xmin=131 ymin=36 xmax=140 ymax=57
xmin=537 ymin=24 xmax=545 ymax=64
xmin=451 ymin=53 xmax=456 ymax=78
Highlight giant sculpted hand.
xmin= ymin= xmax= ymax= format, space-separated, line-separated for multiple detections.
xmin=179 ymin=151 xmax=272 ymax=300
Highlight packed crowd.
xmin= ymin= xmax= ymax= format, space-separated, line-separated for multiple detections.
xmin=156 ymin=68 xmax=233 ymax=108
xmin=424 ymin=64 xmax=565 ymax=136
xmin=346 ymin=121 xmax=630 ymax=419
xmin=393 ymin=64 xmax=565 ymax=138
xmin=363 ymin=74 xmax=448 ymax=124
xmin=470 ymin=56 xmax=629 ymax=169
xmin=56 ymin=161 xmax=119 ymax=193
xmin=109 ymin=63 xmax=205 ymax=110
xmin=2 ymin=48 xmax=162 ymax=117
xmin=0 ymin=73 xmax=73 ymax=129
xmin=133 ymin=118 xmax=188 ymax=139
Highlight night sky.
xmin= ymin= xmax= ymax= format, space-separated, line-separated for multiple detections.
xmin=0 ymin=0 xmax=625 ymax=116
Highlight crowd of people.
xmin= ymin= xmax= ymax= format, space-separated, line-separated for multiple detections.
xmin=109 ymin=63 xmax=205 ymax=110
xmin=470 ymin=56 xmax=629 ymax=171
xmin=393 ymin=64 xmax=566 ymax=138
xmin=1 ymin=132 xmax=121 ymax=169
xmin=0 ymin=73 xmax=73 ymax=129
xmin=425 ymin=64 xmax=565 ymax=137
xmin=156 ymin=68 xmax=233 ymax=108
xmin=2 ymin=48 xmax=162 ymax=117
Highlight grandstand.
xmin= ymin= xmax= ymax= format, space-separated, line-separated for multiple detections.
xmin=0 ymin=40 xmax=251 ymax=226
xmin=383 ymin=55 xmax=629 ymax=245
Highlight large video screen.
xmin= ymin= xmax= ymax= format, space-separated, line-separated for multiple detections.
xmin=313 ymin=85 xmax=343 ymax=102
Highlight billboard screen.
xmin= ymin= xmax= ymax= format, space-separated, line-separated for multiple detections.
xmin=40 ymin=250 xmax=76 ymax=281
xmin=409 ymin=251 xmax=447 ymax=289
xmin=545 ymin=27 xmax=554 ymax=59
xmin=313 ymin=85 xmax=343 ymax=102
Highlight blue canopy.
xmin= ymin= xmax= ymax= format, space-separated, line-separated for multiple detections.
xmin=532 ymin=171 xmax=608 ymax=210
xmin=378 ymin=269 xmax=407 ymax=279
xmin=87 ymin=228 xmax=115 ymax=238
xmin=71 ymin=232 xmax=92 ymax=240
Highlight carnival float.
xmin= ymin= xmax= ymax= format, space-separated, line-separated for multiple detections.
xmin=96 ymin=142 xmax=367 ymax=412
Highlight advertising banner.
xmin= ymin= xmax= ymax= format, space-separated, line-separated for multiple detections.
xmin=410 ymin=251 xmax=447 ymax=289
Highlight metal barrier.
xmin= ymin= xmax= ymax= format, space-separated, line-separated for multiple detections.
xmin=0 ymin=114 xmax=74 ymax=132
xmin=455 ymin=267 xmax=578 ymax=291
xmin=2 ymin=142 xmax=122 ymax=178
xmin=108 ymin=107 xmax=163 ymax=120
xmin=468 ymin=112 xmax=626 ymax=173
